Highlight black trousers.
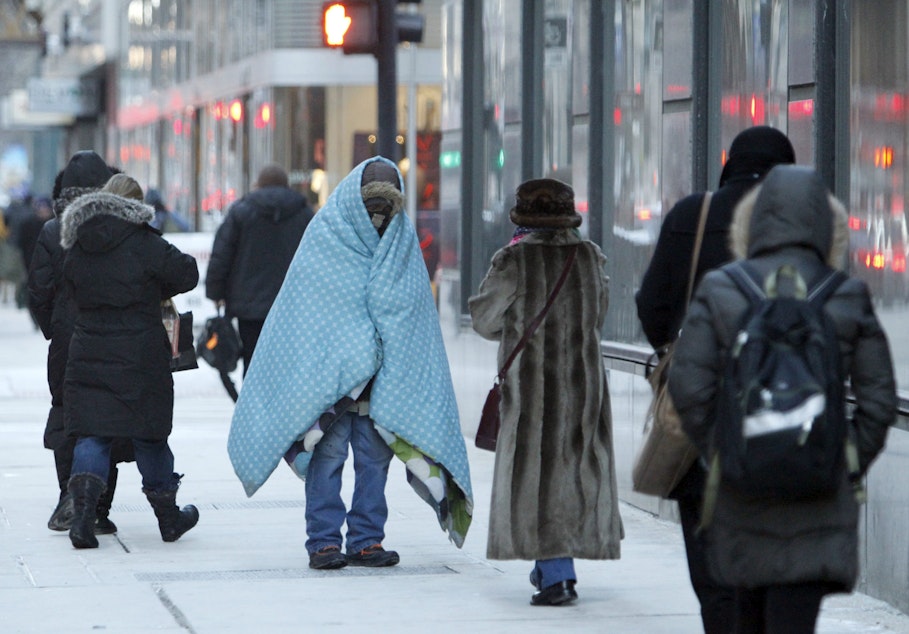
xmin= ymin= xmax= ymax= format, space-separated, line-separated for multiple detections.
xmin=237 ymin=318 xmax=266 ymax=378
xmin=678 ymin=492 xmax=736 ymax=634
xmin=734 ymin=582 xmax=836 ymax=634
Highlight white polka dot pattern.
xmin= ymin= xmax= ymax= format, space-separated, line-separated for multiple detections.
xmin=227 ymin=157 xmax=473 ymax=520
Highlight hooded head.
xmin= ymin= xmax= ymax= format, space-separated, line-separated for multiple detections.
xmin=54 ymin=151 xmax=116 ymax=217
xmin=718 ymin=126 xmax=796 ymax=188
xmin=729 ymin=165 xmax=848 ymax=268
xmin=361 ymin=160 xmax=404 ymax=236
xmin=509 ymin=178 xmax=582 ymax=229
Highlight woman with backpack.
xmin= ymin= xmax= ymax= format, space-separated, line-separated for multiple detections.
xmin=667 ymin=165 xmax=897 ymax=633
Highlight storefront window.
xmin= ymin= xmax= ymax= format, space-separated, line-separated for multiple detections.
xmin=720 ymin=0 xmax=788 ymax=154
xmin=851 ymin=0 xmax=909 ymax=389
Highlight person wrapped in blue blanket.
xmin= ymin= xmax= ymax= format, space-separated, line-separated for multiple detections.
xmin=228 ymin=157 xmax=473 ymax=570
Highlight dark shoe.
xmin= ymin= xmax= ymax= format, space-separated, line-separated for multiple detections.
xmin=94 ymin=516 xmax=118 ymax=535
xmin=309 ymin=545 xmax=347 ymax=570
xmin=143 ymin=474 xmax=199 ymax=542
xmin=68 ymin=473 xmax=106 ymax=549
xmin=531 ymin=581 xmax=578 ymax=606
xmin=48 ymin=492 xmax=75 ymax=531
xmin=346 ymin=544 xmax=399 ymax=567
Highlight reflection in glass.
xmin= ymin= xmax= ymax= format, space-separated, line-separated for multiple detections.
xmin=850 ymin=0 xmax=909 ymax=390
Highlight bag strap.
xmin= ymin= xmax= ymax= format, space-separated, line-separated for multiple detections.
xmin=497 ymin=244 xmax=579 ymax=382
xmin=685 ymin=192 xmax=713 ymax=307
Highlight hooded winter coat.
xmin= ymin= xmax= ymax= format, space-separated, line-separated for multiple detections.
xmin=27 ymin=151 xmax=115 ymax=449
xmin=61 ymin=191 xmax=198 ymax=441
xmin=667 ymin=166 xmax=897 ymax=590
xmin=469 ymin=229 xmax=623 ymax=561
xmin=206 ymin=186 xmax=313 ymax=320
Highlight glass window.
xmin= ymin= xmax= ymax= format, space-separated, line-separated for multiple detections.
xmin=662 ymin=0 xmax=693 ymax=100
xmin=850 ymin=0 xmax=909 ymax=390
xmin=789 ymin=0 xmax=815 ymax=86
xmin=572 ymin=0 xmax=590 ymax=115
xmin=720 ymin=0 xmax=788 ymax=154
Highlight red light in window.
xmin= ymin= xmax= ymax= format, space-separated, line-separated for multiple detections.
xmin=613 ymin=107 xmax=622 ymax=126
xmin=892 ymin=252 xmax=906 ymax=273
xmin=213 ymin=101 xmax=225 ymax=120
xmin=637 ymin=208 xmax=652 ymax=221
xmin=750 ymin=94 xmax=765 ymax=124
xmin=173 ymin=119 xmax=183 ymax=136
xmin=848 ymin=216 xmax=864 ymax=231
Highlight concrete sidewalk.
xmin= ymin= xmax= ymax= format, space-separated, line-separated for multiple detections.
xmin=1 ymin=299 xmax=908 ymax=633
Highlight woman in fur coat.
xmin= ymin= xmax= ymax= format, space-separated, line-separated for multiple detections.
xmin=668 ymin=166 xmax=897 ymax=632
xmin=469 ymin=178 xmax=623 ymax=606
xmin=61 ymin=174 xmax=200 ymax=550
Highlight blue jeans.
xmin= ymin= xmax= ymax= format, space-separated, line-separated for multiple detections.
xmin=531 ymin=558 xmax=577 ymax=589
xmin=72 ymin=436 xmax=176 ymax=492
xmin=305 ymin=411 xmax=394 ymax=555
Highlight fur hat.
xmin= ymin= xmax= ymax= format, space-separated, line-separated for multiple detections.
xmin=361 ymin=160 xmax=404 ymax=235
xmin=509 ymin=178 xmax=581 ymax=229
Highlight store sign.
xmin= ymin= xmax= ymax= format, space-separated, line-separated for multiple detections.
xmin=27 ymin=77 xmax=100 ymax=116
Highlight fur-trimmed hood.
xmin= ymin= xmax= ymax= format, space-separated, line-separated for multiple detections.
xmin=60 ymin=191 xmax=155 ymax=250
xmin=729 ymin=165 xmax=848 ymax=269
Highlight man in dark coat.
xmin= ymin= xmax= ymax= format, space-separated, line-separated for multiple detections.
xmin=61 ymin=177 xmax=200 ymax=549
xmin=668 ymin=165 xmax=896 ymax=632
xmin=635 ymin=126 xmax=796 ymax=633
xmin=206 ymin=164 xmax=313 ymax=376
xmin=27 ymin=151 xmax=128 ymax=534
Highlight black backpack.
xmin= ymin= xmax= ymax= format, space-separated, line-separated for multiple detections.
xmin=709 ymin=261 xmax=849 ymax=502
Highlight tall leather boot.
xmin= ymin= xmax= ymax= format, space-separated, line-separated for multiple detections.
xmin=68 ymin=473 xmax=106 ymax=549
xmin=143 ymin=475 xmax=199 ymax=542
xmin=95 ymin=466 xmax=119 ymax=535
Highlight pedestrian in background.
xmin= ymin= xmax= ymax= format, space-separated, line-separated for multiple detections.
xmin=60 ymin=173 xmax=200 ymax=549
xmin=635 ymin=126 xmax=796 ymax=632
xmin=668 ymin=165 xmax=896 ymax=633
xmin=468 ymin=178 xmax=623 ymax=606
xmin=206 ymin=164 xmax=313 ymax=376
xmin=227 ymin=156 xmax=473 ymax=570
xmin=27 ymin=151 xmax=130 ymax=534
xmin=146 ymin=188 xmax=190 ymax=232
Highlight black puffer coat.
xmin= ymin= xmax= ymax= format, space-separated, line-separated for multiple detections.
xmin=27 ymin=151 xmax=115 ymax=448
xmin=668 ymin=166 xmax=897 ymax=590
xmin=61 ymin=192 xmax=198 ymax=440
xmin=205 ymin=186 xmax=312 ymax=320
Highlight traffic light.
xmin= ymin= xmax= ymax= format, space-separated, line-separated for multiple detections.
xmin=321 ymin=1 xmax=423 ymax=55
xmin=322 ymin=1 xmax=377 ymax=54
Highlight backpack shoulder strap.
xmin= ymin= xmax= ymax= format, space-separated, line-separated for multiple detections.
xmin=807 ymin=269 xmax=849 ymax=308
xmin=722 ymin=261 xmax=765 ymax=306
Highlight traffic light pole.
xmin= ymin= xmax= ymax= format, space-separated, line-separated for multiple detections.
xmin=376 ymin=0 xmax=397 ymax=160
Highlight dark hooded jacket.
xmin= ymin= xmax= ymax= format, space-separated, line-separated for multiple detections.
xmin=667 ymin=166 xmax=897 ymax=590
xmin=26 ymin=151 xmax=114 ymax=448
xmin=61 ymin=191 xmax=198 ymax=440
xmin=635 ymin=126 xmax=796 ymax=498
xmin=205 ymin=186 xmax=313 ymax=320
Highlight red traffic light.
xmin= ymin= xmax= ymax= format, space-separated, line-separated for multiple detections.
xmin=322 ymin=1 xmax=377 ymax=54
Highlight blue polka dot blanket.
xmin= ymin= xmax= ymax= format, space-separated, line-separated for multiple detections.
xmin=227 ymin=157 xmax=473 ymax=547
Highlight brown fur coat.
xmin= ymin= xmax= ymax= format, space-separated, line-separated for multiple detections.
xmin=469 ymin=230 xmax=623 ymax=560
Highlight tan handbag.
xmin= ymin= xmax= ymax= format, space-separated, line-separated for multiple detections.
xmin=632 ymin=192 xmax=712 ymax=497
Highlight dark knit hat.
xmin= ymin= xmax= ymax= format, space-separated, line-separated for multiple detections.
xmin=60 ymin=151 xmax=114 ymax=190
xmin=718 ymin=126 xmax=796 ymax=187
xmin=509 ymin=178 xmax=581 ymax=229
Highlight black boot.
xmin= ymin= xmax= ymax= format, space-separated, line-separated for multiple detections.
xmin=143 ymin=474 xmax=199 ymax=542
xmin=95 ymin=466 xmax=119 ymax=535
xmin=68 ymin=473 xmax=106 ymax=549
xmin=48 ymin=491 xmax=74 ymax=531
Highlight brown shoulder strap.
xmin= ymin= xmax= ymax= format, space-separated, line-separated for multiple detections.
xmin=685 ymin=191 xmax=712 ymax=306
